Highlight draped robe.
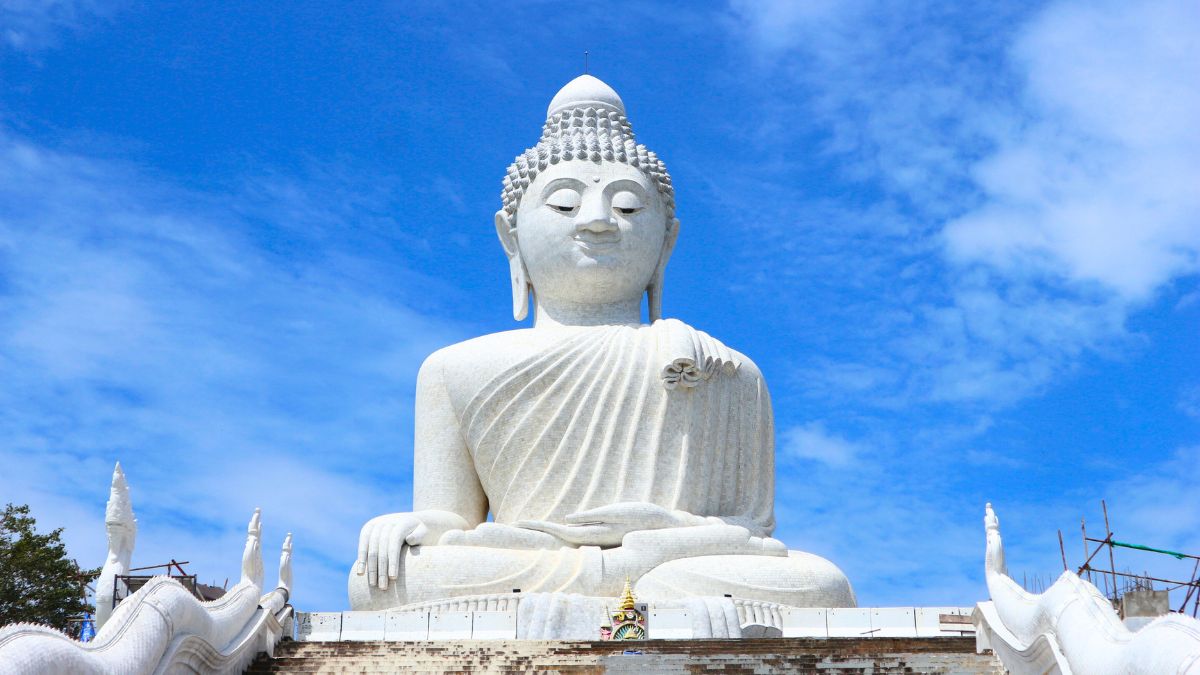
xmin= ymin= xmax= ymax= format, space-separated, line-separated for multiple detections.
xmin=349 ymin=320 xmax=810 ymax=609
xmin=460 ymin=319 xmax=775 ymax=532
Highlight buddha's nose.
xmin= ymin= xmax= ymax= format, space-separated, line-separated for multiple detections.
xmin=575 ymin=200 xmax=617 ymax=233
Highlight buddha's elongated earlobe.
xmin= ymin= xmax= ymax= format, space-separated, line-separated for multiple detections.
xmin=647 ymin=217 xmax=680 ymax=322
xmin=495 ymin=210 xmax=531 ymax=321
xmin=509 ymin=257 xmax=530 ymax=321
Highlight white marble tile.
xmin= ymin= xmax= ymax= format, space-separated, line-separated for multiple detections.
xmin=340 ymin=611 xmax=385 ymax=641
xmin=429 ymin=612 xmax=472 ymax=640
xmin=384 ymin=610 xmax=429 ymax=640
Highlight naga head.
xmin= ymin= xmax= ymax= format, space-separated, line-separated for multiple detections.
xmin=104 ymin=462 xmax=137 ymax=555
xmin=241 ymin=507 xmax=263 ymax=588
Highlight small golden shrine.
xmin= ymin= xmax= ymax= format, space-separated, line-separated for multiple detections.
xmin=601 ymin=579 xmax=646 ymax=640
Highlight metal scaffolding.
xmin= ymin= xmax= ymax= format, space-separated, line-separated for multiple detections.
xmin=1057 ymin=499 xmax=1200 ymax=617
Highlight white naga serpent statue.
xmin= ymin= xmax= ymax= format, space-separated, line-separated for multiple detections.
xmin=0 ymin=465 xmax=294 ymax=675
xmin=976 ymin=503 xmax=1200 ymax=674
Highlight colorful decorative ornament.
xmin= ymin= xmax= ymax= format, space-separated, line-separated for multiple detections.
xmin=606 ymin=579 xmax=646 ymax=640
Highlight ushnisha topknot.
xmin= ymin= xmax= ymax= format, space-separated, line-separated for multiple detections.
xmin=501 ymin=75 xmax=674 ymax=220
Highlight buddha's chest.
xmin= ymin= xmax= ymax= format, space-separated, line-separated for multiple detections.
xmin=440 ymin=331 xmax=582 ymax=419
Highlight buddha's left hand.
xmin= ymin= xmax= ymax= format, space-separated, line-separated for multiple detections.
xmin=516 ymin=502 xmax=708 ymax=547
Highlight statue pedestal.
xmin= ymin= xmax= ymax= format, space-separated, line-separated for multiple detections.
xmin=296 ymin=599 xmax=978 ymax=641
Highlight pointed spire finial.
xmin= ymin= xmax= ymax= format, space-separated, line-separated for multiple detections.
xmin=97 ymin=461 xmax=136 ymax=630
xmin=241 ymin=507 xmax=264 ymax=588
xmin=278 ymin=532 xmax=293 ymax=594
xmin=619 ymin=577 xmax=637 ymax=610
xmin=106 ymin=461 xmax=135 ymax=530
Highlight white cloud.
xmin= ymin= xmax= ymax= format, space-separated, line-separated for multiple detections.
xmin=723 ymin=0 xmax=1198 ymax=411
xmin=780 ymin=422 xmax=861 ymax=468
xmin=0 ymin=129 xmax=472 ymax=609
xmin=722 ymin=1 xmax=1200 ymax=606
xmin=0 ymin=0 xmax=114 ymax=51
xmin=1180 ymin=386 xmax=1200 ymax=420
xmin=772 ymin=434 xmax=988 ymax=605
xmin=944 ymin=0 xmax=1200 ymax=302
xmin=726 ymin=0 xmax=861 ymax=56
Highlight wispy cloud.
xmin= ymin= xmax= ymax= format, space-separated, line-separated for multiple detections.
xmin=723 ymin=0 xmax=1198 ymax=411
xmin=944 ymin=0 xmax=1200 ymax=302
xmin=780 ymin=422 xmax=861 ymax=469
xmin=0 ymin=0 xmax=115 ymax=51
xmin=1 ymin=0 xmax=1194 ymax=615
xmin=721 ymin=0 xmax=1199 ymax=605
xmin=1180 ymin=386 xmax=1200 ymax=421
xmin=773 ymin=437 xmax=986 ymax=605
xmin=0 ymin=129 xmax=472 ymax=609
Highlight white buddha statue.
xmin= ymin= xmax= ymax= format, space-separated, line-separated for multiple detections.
xmin=348 ymin=75 xmax=855 ymax=611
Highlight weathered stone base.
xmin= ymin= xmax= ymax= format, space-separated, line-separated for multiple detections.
xmin=246 ymin=637 xmax=1005 ymax=674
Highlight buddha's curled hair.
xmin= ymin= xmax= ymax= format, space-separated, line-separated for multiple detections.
xmin=500 ymin=105 xmax=675 ymax=220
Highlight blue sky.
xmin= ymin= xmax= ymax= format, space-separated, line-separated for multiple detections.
xmin=1 ymin=1 xmax=1196 ymax=611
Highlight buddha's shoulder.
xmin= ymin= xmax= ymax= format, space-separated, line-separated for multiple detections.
xmin=417 ymin=324 xmax=766 ymax=388
xmin=417 ymin=329 xmax=552 ymax=385
xmin=657 ymin=319 xmax=764 ymax=383
xmin=718 ymin=344 xmax=765 ymax=386
xmin=729 ymin=349 xmax=763 ymax=380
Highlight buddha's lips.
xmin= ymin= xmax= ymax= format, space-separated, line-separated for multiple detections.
xmin=573 ymin=232 xmax=620 ymax=249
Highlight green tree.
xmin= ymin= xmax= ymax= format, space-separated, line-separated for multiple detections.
xmin=0 ymin=503 xmax=98 ymax=633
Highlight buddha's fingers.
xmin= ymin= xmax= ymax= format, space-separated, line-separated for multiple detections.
xmin=406 ymin=522 xmax=428 ymax=546
xmin=387 ymin=524 xmax=405 ymax=580
xmin=517 ymin=519 xmax=623 ymax=546
xmin=621 ymin=523 xmax=764 ymax=560
xmin=367 ymin=524 xmax=382 ymax=588
xmin=515 ymin=519 xmax=568 ymax=537
xmin=377 ymin=525 xmax=392 ymax=590
xmin=356 ymin=526 xmax=370 ymax=575
xmin=565 ymin=502 xmax=690 ymax=530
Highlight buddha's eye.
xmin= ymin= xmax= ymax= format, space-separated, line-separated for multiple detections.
xmin=545 ymin=188 xmax=580 ymax=215
xmin=612 ymin=191 xmax=644 ymax=216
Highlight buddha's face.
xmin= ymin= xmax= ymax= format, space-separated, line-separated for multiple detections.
xmin=512 ymin=161 xmax=670 ymax=306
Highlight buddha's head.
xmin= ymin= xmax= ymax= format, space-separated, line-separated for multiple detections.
xmin=496 ymin=75 xmax=679 ymax=322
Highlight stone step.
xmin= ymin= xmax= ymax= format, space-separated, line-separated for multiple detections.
xmin=245 ymin=637 xmax=1005 ymax=674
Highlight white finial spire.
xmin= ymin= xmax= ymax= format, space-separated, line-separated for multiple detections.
xmin=104 ymin=461 xmax=136 ymax=539
xmin=547 ymin=74 xmax=625 ymax=118
xmin=278 ymin=533 xmax=293 ymax=594
xmin=97 ymin=461 xmax=137 ymax=630
xmin=241 ymin=508 xmax=264 ymax=588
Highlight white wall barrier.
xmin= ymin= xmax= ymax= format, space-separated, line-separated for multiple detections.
xmin=384 ymin=610 xmax=429 ymax=640
xmin=339 ymin=611 xmax=385 ymax=641
xmin=471 ymin=611 xmax=517 ymax=640
xmin=648 ymin=608 xmax=692 ymax=639
xmin=428 ymin=612 xmax=472 ymax=639
xmin=296 ymin=612 xmax=343 ymax=642
xmin=301 ymin=605 xmax=977 ymax=641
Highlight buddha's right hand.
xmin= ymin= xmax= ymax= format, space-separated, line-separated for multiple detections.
xmin=355 ymin=510 xmax=468 ymax=590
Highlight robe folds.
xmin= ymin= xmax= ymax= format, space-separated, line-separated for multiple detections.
xmin=460 ymin=319 xmax=775 ymax=532
xmin=346 ymin=321 xmax=863 ymax=611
